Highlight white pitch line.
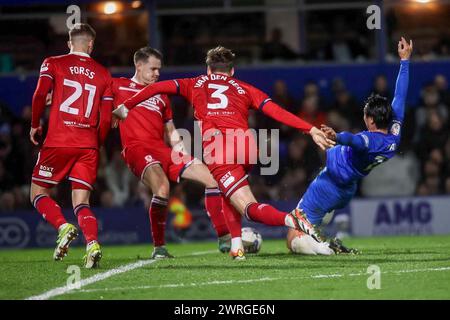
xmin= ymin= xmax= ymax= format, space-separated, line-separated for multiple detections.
xmin=311 ymin=273 xmax=344 ymax=279
xmin=71 ymin=277 xmax=281 ymax=294
xmin=179 ymin=250 xmax=217 ymax=256
xmin=64 ymin=265 xmax=450 ymax=295
xmin=26 ymin=259 xmax=158 ymax=300
xmin=25 ymin=249 xmax=217 ymax=300
xmin=392 ymin=266 xmax=450 ymax=274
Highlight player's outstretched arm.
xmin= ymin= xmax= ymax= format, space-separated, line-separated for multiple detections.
xmin=30 ymin=76 xmax=53 ymax=145
xmin=322 ymin=125 xmax=367 ymax=151
xmin=113 ymin=80 xmax=179 ymax=119
xmin=261 ymin=100 xmax=335 ymax=150
xmin=336 ymin=132 xmax=367 ymax=151
xmin=392 ymin=37 xmax=412 ymax=123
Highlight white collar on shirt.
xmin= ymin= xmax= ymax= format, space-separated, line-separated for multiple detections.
xmin=70 ymin=51 xmax=90 ymax=58
xmin=131 ymin=76 xmax=145 ymax=86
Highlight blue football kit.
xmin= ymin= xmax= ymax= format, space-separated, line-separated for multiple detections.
xmin=297 ymin=60 xmax=410 ymax=225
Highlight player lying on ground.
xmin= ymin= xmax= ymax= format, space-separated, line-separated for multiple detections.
xmin=113 ymin=46 xmax=335 ymax=260
xmin=287 ymin=37 xmax=412 ymax=255
xmin=111 ymin=47 xmax=231 ymax=258
xmin=30 ymin=23 xmax=113 ymax=268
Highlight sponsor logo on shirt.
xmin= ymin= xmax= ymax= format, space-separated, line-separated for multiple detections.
xmin=391 ymin=122 xmax=401 ymax=136
xmin=39 ymin=165 xmax=54 ymax=178
xmin=220 ymin=171 xmax=235 ymax=188
xmin=63 ymin=121 xmax=90 ymax=128
xmin=137 ymin=95 xmax=165 ymax=116
xmin=145 ymin=155 xmax=154 ymax=163
xmin=40 ymin=63 xmax=49 ymax=72
xmin=207 ymin=111 xmax=235 ymax=116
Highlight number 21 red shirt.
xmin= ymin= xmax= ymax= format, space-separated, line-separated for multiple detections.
xmin=37 ymin=52 xmax=113 ymax=149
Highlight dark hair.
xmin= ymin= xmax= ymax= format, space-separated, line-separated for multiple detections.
xmin=69 ymin=23 xmax=96 ymax=41
xmin=206 ymin=46 xmax=235 ymax=73
xmin=133 ymin=47 xmax=163 ymax=65
xmin=363 ymin=94 xmax=392 ymax=129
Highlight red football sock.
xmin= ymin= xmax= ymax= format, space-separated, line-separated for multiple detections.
xmin=149 ymin=196 xmax=168 ymax=247
xmin=74 ymin=204 xmax=98 ymax=244
xmin=245 ymin=202 xmax=287 ymax=226
xmin=221 ymin=197 xmax=242 ymax=238
xmin=205 ymin=188 xmax=229 ymax=237
xmin=33 ymin=195 xmax=66 ymax=229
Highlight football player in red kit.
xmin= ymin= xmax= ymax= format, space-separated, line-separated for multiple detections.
xmin=112 ymin=47 xmax=230 ymax=258
xmin=114 ymin=46 xmax=334 ymax=260
xmin=30 ymin=23 xmax=112 ymax=268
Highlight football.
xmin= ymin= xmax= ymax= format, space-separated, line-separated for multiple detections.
xmin=241 ymin=227 xmax=263 ymax=254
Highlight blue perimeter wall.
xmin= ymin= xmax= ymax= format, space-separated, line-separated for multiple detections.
xmin=2 ymin=61 xmax=450 ymax=115
xmin=3 ymin=195 xmax=450 ymax=249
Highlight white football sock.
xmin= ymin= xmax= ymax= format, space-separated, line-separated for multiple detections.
xmin=86 ymin=240 xmax=98 ymax=250
xmin=231 ymin=237 xmax=243 ymax=252
xmin=284 ymin=215 xmax=296 ymax=229
xmin=58 ymin=223 xmax=69 ymax=232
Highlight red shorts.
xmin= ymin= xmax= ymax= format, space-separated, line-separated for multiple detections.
xmin=203 ymin=132 xmax=256 ymax=198
xmin=122 ymin=144 xmax=194 ymax=182
xmin=32 ymin=147 xmax=98 ymax=190
xmin=209 ymin=164 xmax=251 ymax=198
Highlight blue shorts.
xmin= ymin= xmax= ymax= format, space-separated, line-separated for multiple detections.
xmin=297 ymin=168 xmax=357 ymax=225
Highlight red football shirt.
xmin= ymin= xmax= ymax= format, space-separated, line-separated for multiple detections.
xmin=173 ymin=74 xmax=271 ymax=136
xmin=38 ymin=52 xmax=113 ymax=148
xmin=122 ymin=74 xmax=313 ymax=135
xmin=112 ymin=77 xmax=173 ymax=148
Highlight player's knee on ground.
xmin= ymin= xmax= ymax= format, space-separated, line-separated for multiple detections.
xmin=287 ymin=228 xmax=334 ymax=255
xmin=288 ymin=230 xmax=317 ymax=255
xmin=286 ymin=228 xmax=297 ymax=252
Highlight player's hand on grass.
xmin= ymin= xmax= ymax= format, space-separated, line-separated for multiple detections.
xmin=309 ymin=126 xmax=335 ymax=150
xmin=320 ymin=124 xmax=337 ymax=141
xmin=29 ymin=126 xmax=42 ymax=146
xmin=398 ymin=37 xmax=413 ymax=60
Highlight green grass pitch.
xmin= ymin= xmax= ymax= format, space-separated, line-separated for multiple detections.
xmin=1 ymin=235 xmax=450 ymax=300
